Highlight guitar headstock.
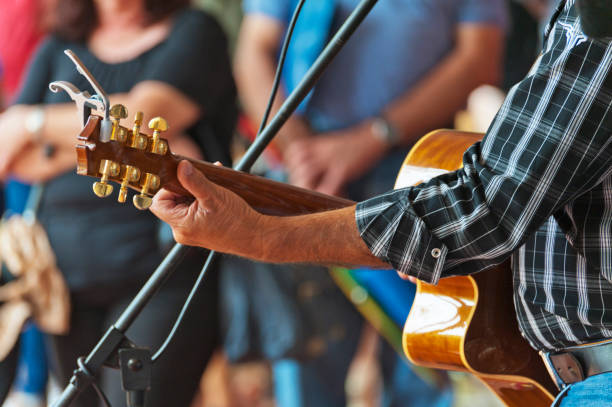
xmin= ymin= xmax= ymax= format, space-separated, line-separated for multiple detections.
xmin=76 ymin=105 xmax=176 ymax=210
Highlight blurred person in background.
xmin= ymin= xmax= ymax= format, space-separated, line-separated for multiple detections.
xmin=152 ymin=1 xmax=612 ymax=406
xmin=503 ymin=0 xmax=561 ymax=90
xmin=0 ymin=59 xmax=17 ymax=407
xmin=233 ymin=0 xmax=507 ymax=406
xmin=0 ymin=1 xmax=54 ymax=405
xmin=196 ymin=0 xmax=243 ymax=54
xmin=0 ymin=0 xmax=236 ymax=406
xmin=457 ymin=0 xmax=561 ymax=136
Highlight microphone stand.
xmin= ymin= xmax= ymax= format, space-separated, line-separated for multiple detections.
xmin=52 ymin=0 xmax=379 ymax=405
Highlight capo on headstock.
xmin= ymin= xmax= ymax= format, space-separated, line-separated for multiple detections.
xmin=49 ymin=50 xmax=112 ymax=139
xmin=49 ymin=50 xmax=170 ymax=210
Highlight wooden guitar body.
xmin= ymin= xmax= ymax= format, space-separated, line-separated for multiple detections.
xmin=398 ymin=130 xmax=557 ymax=406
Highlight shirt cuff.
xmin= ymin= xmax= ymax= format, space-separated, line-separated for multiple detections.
xmin=355 ymin=190 xmax=447 ymax=285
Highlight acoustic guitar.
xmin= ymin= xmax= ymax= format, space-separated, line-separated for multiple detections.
xmin=75 ymin=113 xmax=557 ymax=406
xmin=398 ymin=130 xmax=558 ymax=406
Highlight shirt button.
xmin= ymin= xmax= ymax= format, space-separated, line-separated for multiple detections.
xmin=431 ymin=248 xmax=442 ymax=258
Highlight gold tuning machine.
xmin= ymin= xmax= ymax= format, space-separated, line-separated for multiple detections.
xmin=148 ymin=117 xmax=169 ymax=155
xmin=130 ymin=112 xmax=148 ymax=150
xmin=133 ymin=172 xmax=160 ymax=210
xmin=117 ymin=166 xmax=142 ymax=203
xmin=93 ymin=159 xmax=120 ymax=198
xmin=109 ymin=104 xmax=128 ymax=142
xmin=133 ymin=111 xmax=144 ymax=136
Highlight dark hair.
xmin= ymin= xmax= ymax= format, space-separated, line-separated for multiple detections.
xmin=53 ymin=0 xmax=191 ymax=42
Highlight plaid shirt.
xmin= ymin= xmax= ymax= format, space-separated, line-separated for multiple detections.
xmin=356 ymin=0 xmax=612 ymax=352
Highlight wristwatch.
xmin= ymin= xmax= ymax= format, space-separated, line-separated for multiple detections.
xmin=25 ymin=106 xmax=45 ymax=143
xmin=370 ymin=116 xmax=400 ymax=147
xmin=25 ymin=107 xmax=55 ymax=157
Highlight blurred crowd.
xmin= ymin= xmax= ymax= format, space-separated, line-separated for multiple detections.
xmin=0 ymin=0 xmax=559 ymax=406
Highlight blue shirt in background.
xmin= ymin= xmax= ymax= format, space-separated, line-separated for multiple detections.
xmin=4 ymin=180 xmax=30 ymax=215
xmin=244 ymin=0 xmax=508 ymax=133
xmin=238 ymin=4 xmax=508 ymax=405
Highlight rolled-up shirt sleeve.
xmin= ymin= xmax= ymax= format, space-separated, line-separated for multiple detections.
xmin=356 ymin=22 xmax=612 ymax=284
xmin=356 ymin=190 xmax=448 ymax=284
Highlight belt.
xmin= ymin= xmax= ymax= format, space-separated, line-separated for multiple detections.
xmin=541 ymin=339 xmax=612 ymax=389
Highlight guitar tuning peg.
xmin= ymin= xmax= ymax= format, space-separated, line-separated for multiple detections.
xmin=133 ymin=194 xmax=152 ymax=211
xmin=110 ymin=104 xmax=128 ymax=142
xmin=93 ymin=181 xmax=113 ymax=198
xmin=148 ymin=117 xmax=169 ymax=155
xmin=93 ymin=160 xmax=119 ymax=198
xmin=130 ymin=111 xmax=148 ymax=150
xmin=118 ymin=166 xmax=141 ymax=203
xmin=131 ymin=111 xmax=143 ymax=142
xmin=148 ymin=117 xmax=168 ymax=133
xmin=132 ymin=172 xmax=159 ymax=210
xmin=110 ymin=104 xmax=128 ymax=120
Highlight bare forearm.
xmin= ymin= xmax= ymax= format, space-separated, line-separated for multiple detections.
xmin=385 ymin=25 xmax=503 ymax=145
xmin=152 ymin=161 xmax=389 ymax=269
xmin=234 ymin=16 xmax=311 ymax=150
xmin=10 ymin=132 xmax=201 ymax=183
xmin=236 ymin=54 xmax=310 ymax=150
xmin=37 ymin=81 xmax=200 ymax=150
xmin=4 ymin=81 xmax=203 ymax=181
xmin=9 ymin=144 xmax=76 ymax=183
xmin=253 ymin=205 xmax=388 ymax=268
xmin=234 ymin=31 xmax=283 ymax=124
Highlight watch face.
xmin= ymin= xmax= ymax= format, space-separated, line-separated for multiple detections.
xmin=371 ymin=117 xmax=399 ymax=146
xmin=372 ymin=118 xmax=388 ymax=137
xmin=26 ymin=108 xmax=45 ymax=137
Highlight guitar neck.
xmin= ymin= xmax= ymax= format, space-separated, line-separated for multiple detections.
xmin=76 ymin=116 xmax=354 ymax=215
xmin=165 ymin=155 xmax=355 ymax=216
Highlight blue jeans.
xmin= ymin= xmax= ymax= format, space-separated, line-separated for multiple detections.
xmin=272 ymin=338 xmax=452 ymax=407
xmin=272 ymin=319 xmax=362 ymax=407
xmin=552 ymin=372 xmax=612 ymax=406
xmin=14 ymin=323 xmax=48 ymax=395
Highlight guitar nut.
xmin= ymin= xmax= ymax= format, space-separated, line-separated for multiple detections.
xmin=431 ymin=248 xmax=442 ymax=258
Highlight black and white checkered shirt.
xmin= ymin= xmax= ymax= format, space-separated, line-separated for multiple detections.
xmin=356 ymin=0 xmax=612 ymax=352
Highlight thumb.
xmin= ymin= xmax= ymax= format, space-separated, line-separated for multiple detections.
xmin=176 ymin=160 xmax=215 ymax=201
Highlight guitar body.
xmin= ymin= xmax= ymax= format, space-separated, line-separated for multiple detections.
xmin=397 ymin=130 xmax=557 ymax=406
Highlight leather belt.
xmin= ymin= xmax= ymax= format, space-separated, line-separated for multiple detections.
xmin=541 ymin=339 xmax=612 ymax=389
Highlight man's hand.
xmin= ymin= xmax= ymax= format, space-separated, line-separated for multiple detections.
xmin=0 ymin=105 xmax=36 ymax=179
xmin=401 ymin=274 xmax=418 ymax=284
xmin=151 ymin=161 xmax=392 ymax=269
xmin=150 ymin=161 xmax=263 ymax=256
xmin=284 ymin=120 xmax=387 ymax=196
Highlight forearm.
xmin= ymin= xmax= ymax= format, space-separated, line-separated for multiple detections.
xmin=234 ymin=17 xmax=311 ymax=151
xmin=253 ymin=205 xmax=388 ymax=268
xmin=385 ymin=26 xmax=503 ymax=145
xmin=9 ymin=144 xmax=76 ymax=183
xmin=8 ymin=80 xmax=202 ymax=182
xmin=236 ymin=57 xmax=311 ymax=150
xmin=152 ymin=161 xmax=390 ymax=269
xmin=35 ymin=81 xmax=200 ymax=150
xmin=9 ymin=131 xmax=201 ymax=183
